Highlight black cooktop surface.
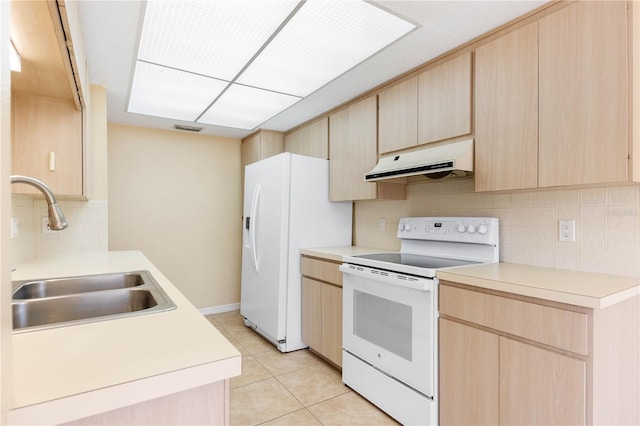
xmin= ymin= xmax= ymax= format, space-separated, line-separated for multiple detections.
xmin=353 ymin=252 xmax=479 ymax=270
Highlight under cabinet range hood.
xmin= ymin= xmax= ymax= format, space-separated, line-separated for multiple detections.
xmin=365 ymin=139 xmax=474 ymax=182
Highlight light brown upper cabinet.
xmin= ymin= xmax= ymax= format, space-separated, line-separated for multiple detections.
xmin=240 ymin=130 xmax=284 ymax=199
xmin=11 ymin=0 xmax=86 ymax=199
xmin=475 ymin=1 xmax=635 ymax=191
xmin=538 ymin=1 xmax=628 ymax=187
xmin=12 ymin=93 xmax=83 ymax=197
xmin=378 ymin=77 xmax=418 ymax=154
xmin=241 ymin=130 xmax=284 ymax=167
xmin=329 ymin=96 xmax=378 ymax=201
xmin=418 ymin=52 xmax=472 ymax=145
xmin=474 ymin=22 xmax=539 ymax=192
xmin=284 ymin=117 xmax=329 ymax=159
xmin=329 ymin=96 xmax=405 ymax=202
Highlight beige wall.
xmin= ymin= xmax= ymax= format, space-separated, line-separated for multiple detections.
xmin=87 ymin=85 xmax=108 ymax=200
xmin=107 ymin=124 xmax=242 ymax=309
xmin=355 ymin=178 xmax=640 ymax=278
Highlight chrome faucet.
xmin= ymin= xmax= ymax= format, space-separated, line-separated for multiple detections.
xmin=10 ymin=175 xmax=68 ymax=230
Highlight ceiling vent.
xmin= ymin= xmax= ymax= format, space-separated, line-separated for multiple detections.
xmin=174 ymin=124 xmax=203 ymax=133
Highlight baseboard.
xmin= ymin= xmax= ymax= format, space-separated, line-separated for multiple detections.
xmin=199 ymin=303 xmax=240 ymax=316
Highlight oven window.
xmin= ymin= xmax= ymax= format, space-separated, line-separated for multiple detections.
xmin=353 ymin=290 xmax=412 ymax=361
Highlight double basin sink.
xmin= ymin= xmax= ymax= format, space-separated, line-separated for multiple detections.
xmin=12 ymin=271 xmax=176 ymax=333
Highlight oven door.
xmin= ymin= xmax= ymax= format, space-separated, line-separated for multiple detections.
xmin=340 ymin=263 xmax=436 ymax=397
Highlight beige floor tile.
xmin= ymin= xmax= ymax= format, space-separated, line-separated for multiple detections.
xmin=308 ymin=392 xmax=399 ymax=425
xmin=211 ymin=323 xmax=233 ymax=338
xmin=231 ymin=356 xmax=273 ymax=389
xmin=209 ymin=325 xmax=250 ymax=356
xmin=206 ymin=310 xmax=242 ymax=321
xmin=254 ymin=349 xmax=324 ymax=376
xmin=235 ymin=332 xmax=278 ymax=355
xmin=276 ymin=362 xmax=350 ymax=406
xmin=213 ymin=311 xmax=246 ymax=328
xmin=230 ymin=378 xmax=303 ymax=426
xmin=261 ymin=408 xmax=322 ymax=425
xmin=225 ymin=323 xmax=261 ymax=339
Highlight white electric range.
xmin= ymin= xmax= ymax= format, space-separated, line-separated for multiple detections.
xmin=340 ymin=216 xmax=499 ymax=425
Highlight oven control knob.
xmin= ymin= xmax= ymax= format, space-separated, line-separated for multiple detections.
xmin=404 ymin=223 xmax=412 ymax=231
xmin=456 ymin=224 xmax=466 ymax=233
xmin=478 ymin=225 xmax=489 ymax=235
xmin=467 ymin=224 xmax=477 ymax=234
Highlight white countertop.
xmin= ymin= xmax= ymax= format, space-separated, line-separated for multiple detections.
xmin=438 ymin=263 xmax=640 ymax=309
xmin=303 ymin=246 xmax=640 ymax=310
xmin=300 ymin=246 xmax=394 ymax=262
xmin=9 ymin=251 xmax=242 ymax=425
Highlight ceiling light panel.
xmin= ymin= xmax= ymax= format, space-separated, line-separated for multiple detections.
xmin=137 ymin=0 xmax=298 ymax=80
xmin=237 ymin=1 xmax=416 ymax=97
xmin=128 ymin=61 xmax=228 ymax=121
xmin=198 ymin=84 xmax=301 ymax=130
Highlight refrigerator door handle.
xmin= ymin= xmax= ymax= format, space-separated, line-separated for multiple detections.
xmin=249 ymin=184 xmax=261 ymax=273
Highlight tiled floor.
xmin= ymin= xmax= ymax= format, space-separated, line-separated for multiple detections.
xmin=206 ymin=311 xmax=399 ymax=426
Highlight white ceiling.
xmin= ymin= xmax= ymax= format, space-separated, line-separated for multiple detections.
xmin=78 ymin=0 xmax=549 ymax=140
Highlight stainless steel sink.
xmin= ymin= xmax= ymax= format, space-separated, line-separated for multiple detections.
xmin=12 ymin=271 xmax=176 ymax=333
xmin=12 ymin=272 xmax=145 ymax=299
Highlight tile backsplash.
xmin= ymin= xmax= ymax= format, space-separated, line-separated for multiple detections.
xmin=11 ymin=194 xmax=108 ymax=264
xmin=354 ymin=178 xmax=640 ymax=278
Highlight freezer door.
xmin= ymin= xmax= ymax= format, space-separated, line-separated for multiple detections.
xmin=240 ymin=154 xmax=290 ymax=344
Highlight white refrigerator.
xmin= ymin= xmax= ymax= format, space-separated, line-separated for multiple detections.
xmin=241 ymin=153 xmax=352 ymax=352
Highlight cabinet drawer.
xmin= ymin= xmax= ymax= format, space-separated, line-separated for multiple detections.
xmin=301 ymin=257 xmax=342 ymax=287
xmin=440 ymin=284 xmax=588 ymax=355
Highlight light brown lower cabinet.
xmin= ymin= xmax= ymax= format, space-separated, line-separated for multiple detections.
xmin=500 ymin=337 xmax=586 ymax=425
xmin=61 ymin=381 xmax=229 ymax=425
xmin=440 ymin=318 xmax=499 ymax=425
xmin=439 ymin=281 xmax=639 ymax=426
xmin=301 ymin=256 xmax=343 ymax=367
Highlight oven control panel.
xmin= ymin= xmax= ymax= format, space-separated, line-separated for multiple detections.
xmin=397 ymin=216 xmax=499 ymax=245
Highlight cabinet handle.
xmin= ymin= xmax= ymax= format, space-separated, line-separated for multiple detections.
xmin=49 ymin=152 xmax=56 ymax=172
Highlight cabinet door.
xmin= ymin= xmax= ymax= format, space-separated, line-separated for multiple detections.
xmin=321 ymin=283 xmax=342 ymax=367
xmin=259 ymin=131 xmax=284 ymax=159
xmin=439 ymin=318 xmax=499 ymax=426
xmin=475 ymin=23 xmax=538 ymax=192
xmin=378 ymin=77 xmax=418 ymax=154
xmin=12 ymin=92 xmax=83 ymax=197
xmin=418 ymin=52 xmax=472 ymax=145
xmin=285 ymin=118 xmax=328 ymax=159
xmin=301 ymin=277 xmax=322 ymax=350
xmin=329 ymin=96 xmax=378 ymax=201
xmin=500 ymin=337 xmax=586 ymax=425
xmin=241 ymin=133 xmax=261 ymax=168
xmin=538 ymin=1 xmax=628 ymax=187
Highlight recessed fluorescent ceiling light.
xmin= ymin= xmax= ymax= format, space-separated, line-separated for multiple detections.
xmin=128 ymin=61 xmax=228 ymax=121
xmin=198 ymin=84 xmax=301 ymax=130
xmin=128 ymin=0 xmax=416 ymax=130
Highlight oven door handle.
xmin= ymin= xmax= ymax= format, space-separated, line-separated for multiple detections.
xmin=339 ymin=263 xmax=434 ymax=292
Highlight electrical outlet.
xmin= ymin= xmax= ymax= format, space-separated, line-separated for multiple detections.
xmin=378 ymin=218 xmax=386 ymax=232
xmin=559 ymin=219 xmax=576 ymax=242
xmin=10 ymin=217 xmax=18 ymax=239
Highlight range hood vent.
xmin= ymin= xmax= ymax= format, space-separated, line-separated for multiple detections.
xmin=365 ymin=139 xmax=474 ymax=182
